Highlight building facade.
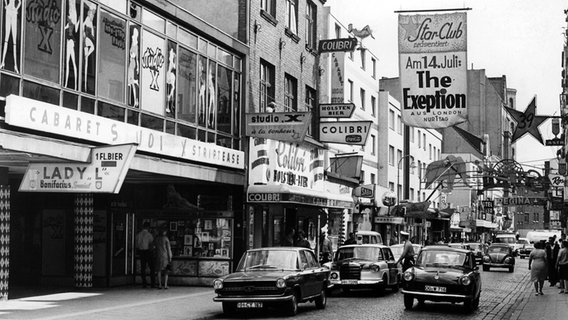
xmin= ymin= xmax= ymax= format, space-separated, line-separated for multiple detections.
xmin=0 ymin=0 xmax=248 ymax=298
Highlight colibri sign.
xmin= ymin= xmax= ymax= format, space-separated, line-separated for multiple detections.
xmin=319 ymin=103 xmax=356 ymax=118
xmin=319 ymin=121 xmax=372 ymax=145
xmin=19 ymin=144 xmax=137 ymax=193
xmin=318 ymin=38 xmax=358 ymax=53
xmin=246 ymin=112 xmax=311 ymax=143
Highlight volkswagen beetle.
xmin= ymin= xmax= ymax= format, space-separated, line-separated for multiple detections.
xmin=213 ymin=247 xmax=329 ymax=316
xmin=401 ymin=245 xmax=481 ymax=312
xmin=482 ymin=243 xmax=515 ymax=272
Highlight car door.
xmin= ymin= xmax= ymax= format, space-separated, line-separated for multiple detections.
xmin=305 ymin=250 xmax=327 ymax=294
xmin=382 ymin=248 xmax=399 ymax=285
xmin=299 ymin=250 xmax=318 ymax=297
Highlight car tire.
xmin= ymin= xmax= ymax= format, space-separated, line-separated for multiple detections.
xmin=473 ymin=296 xmax=480 ymax=309
xmin=483 ymin=265 xmax=489 ymax=271
xmin=417 ymin=299 xmax=425 ymax=307
xmin=287 ymin=294 xmax=298 ymax=316
xmin=222 ymin=302 xmax=237 ymax=315
xmin=376 ymin=276 xmax=387 ymax=296
xmin=509 ymin=267 xmax=514 ymax=273
xmin=404 ymin=294 xmax=414 ymax=310
xmin=315 ymin=288 xmax=327 ymax=309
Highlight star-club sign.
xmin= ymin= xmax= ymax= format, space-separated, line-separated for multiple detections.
xmin=505 ymin=96 xmax=548 ymax=145
xmin=399 ymin=16 xmax=420 ymax=40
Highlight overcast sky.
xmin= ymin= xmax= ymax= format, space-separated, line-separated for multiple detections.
xmin=326 ymin=0 xmax=567 ymax=171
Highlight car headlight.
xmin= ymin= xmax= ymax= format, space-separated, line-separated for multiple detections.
xmin=276 ymin=278 xmax=286 ymax=288
xmin=460 ymin=276 xmax=471 ymax=286
xmin=504 ymin=257 xmax=513 ymax=264
xmin=403 ymin=271 xmax=414 ymax=282
xmin=330 ymin=272 xmax=339 ymax=279
xmin=213 ymin=279 xmax=223 ymax=290
xmin=483 ymin=256 xmax=490 ymax=262
xmin=371 ymin=264 xmax=380 ymax=273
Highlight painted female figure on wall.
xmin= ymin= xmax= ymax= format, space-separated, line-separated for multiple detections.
xmin=207 ymin=61 xmax=216 ymax=129
xmin=127 ymin=26 xmax=140 ymax=107
xmin=1 ymin=0 xmax=21 ymax=73
xmin=64 ymin=0 xmax=79 ymax=89
xmin=82 ymin=2 xmax=96 ymax=94
xmin=165 ymin=44 xmax=176 ymax=115
xmin=197 ymin=56 xmax=207 ymax=126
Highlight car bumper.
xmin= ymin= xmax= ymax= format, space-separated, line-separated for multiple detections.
xmin=401 ymin=289 xmax=473 ymax=302
xmin=484 ymin=263 xmax=513 ymax=268
xmin=213 ymin=295 xmax=294 ymax=303
xmin=330 ymin=279 xmax=383 ymax=286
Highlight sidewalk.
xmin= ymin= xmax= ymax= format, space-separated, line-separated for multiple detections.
xmin=509 ymin=281 xmax=568 ymax=320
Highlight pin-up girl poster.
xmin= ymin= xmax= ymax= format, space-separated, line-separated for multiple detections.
xmin=198 ymin=56 xmax=207 ymax=126
xmin=82 ymin=1 xmax=97 ymax=94
xmin=165 ymin=41 xmax=176 ymax=116
xmin=127 ymin=25 xmax=140 ymax=108
xmin=64 ymin=0 xmax=80 ymax=89
xmin=207 ymin=61 xmax=216 ymax=129
xmin=1 ymin=0 xmax=22 ymax=73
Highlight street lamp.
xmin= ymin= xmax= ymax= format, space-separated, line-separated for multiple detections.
xmin=397 ymin=154 xmax=416 ymax=205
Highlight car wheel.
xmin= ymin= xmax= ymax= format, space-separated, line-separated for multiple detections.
xmin=509 ymin=266 xmax=514 ymax=273
xmin=222 ymin=302 xmax=237 ymax=315
xmin=375 ymin=277 xmax=387 ymax=296
xmin=473 ymin=296 xmax=480 ymax=309
xmin=404 ymin=294 xmax=414 ymax=310
xmin=287 ymin=294 xmax=298 ymax=316
xmin=315 ymin=288 xmax=327 ymax=309
xmin=417 ymin=299 xmax=425 ymax=307
xmin=483 ymin=265 xmax=489 ymax=271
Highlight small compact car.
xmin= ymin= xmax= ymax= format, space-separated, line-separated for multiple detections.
xmin=328 ymin=244 xmax=400 ymax=295
xmin=482 ymin=243 xmax=515 ymax=272
xmin=464 ymin=243 xmax=487 ymax=265
xmin=401 ymin=245 xmax=482 ymax=312
xmin=213 ymin=247 xmax=329 ymax=316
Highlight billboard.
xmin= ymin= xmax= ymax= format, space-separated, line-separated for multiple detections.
xmin=398 ymin=12 xmax=468 ymax=128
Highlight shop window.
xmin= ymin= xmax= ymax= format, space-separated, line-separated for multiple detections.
xmin=24 ymin=0 xmax=62 ymax=83
xmin=0 ymin=74 xmax=19 ymax=117
xmin=98 ymin=101 xmax=125 ymax=122
xmin=63 ymin=0 xmax=81 ymax=90
xmin=177 ymin=124 xmax=196 ymax=139
xmin=178 ymin=28 xmax=197 ymax=50
xmin=62 ymin=91 xmax=78 ymax=110
xmin=22 ymin=81 xmax=59 ymax=106
xmin=81 ymin=1 xmax=98 ymax=94
xmin=198 ymin=129 xmax=206 ymax=142
xmin=177 ymin=46 xmax=197 ymax=123
xmin=127 ymin=24 xmax=141 ymax=108
xmin=165 ymin=121 xmax=175 ymax=134
xmin=217 ymin=65 xmax=231 ymax=133
xmin=233 ymin=73 xmax=240 ymax=136
xmin=81 ymin=96 xmax=95 ymax=114
xmin=165 ymin=40 xmax=177 ymax=118
xmin=141 ymin=112 xmax=163 ymax=131
xmin=141 ymin=29 xmax=165 ymax=115
xmin=206 ymin=61 xmax=217 ymax=129
xmin=217 ymin=48 xmax=232 ymax=67
xmin=142 ymin=8 xmax=164 ymax=33
xmin=216 ymin=135 xmax=232 ymax=148
xmin=208 ymin=131 xmax=215 ymax=143
xmin=197 ymin=55 xmax=208 ymax=127
xmin=98 ymin=10 xmax=126 ymax=103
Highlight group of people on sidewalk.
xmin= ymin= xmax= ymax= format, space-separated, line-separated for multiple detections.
xmin=528 ymin=234 xmax=568 ymax=296
xmin=136 ymin=222 xmax=173 ymax=289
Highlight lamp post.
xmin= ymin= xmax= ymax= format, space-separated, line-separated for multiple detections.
xmin=397 ymin=154 xmax=416 ymax=205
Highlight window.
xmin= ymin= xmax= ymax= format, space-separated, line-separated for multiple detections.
xmin=348 ymin=79 xmax=353 ymax=102
xmin=305 ymin=2 xmax=317 ymax=50
xmin=286 ymin=0 xmax=298 ymax=34
xmin=429 ymin=144 xmax=432 ymax=160
xmin=397 ymin=115 xmax=402 ymax=134
xmin=360 ymin=49 xmax=366 ymax=70
xmin=418 ymin=160 xmax=422 ymax=179
xmin=410 ymin=156 xmax=415 ymax=174
xmin=360 ymin=88 xmax=366 ymax=110
xmin=371 ymin=57 xmax=376 ymax=78
xmin=371 ymin=95 xmax=376 ymax=116
xmin=305 ymin=85 xmax=316 ymax=135
xmin=410 ymin=188 xmax=415 ymax=201
xmin=389 ymin=145 xmax=395 ymax=166
xmin=397 ymin=149 xmax=402 ymax=168
xmin=410 ymin=127 xmax=414 ymax=143
xmin=417 ymin=130 xmax=421 ymax=148
xmin=371 ymin=134 xmax=376 ymax=155
xmin=260 ymin=0 xmax=276 ymax=17
xmin=370 ymin=173 xmax=376 ymax=184
xmin=389 ymin=182 xmax=395 ymax=192
xmin=360 ymin=169 xmax=365 ymax=183
xmin=433 ymin=146 xmax=437 ymax=160
xmin=423 ymin=133 xmax=426 ymax=150
xmin=335 ymin=23 xmax=341 ymax=38
xmin=284 ymin=74 xmax=297 ymax=111
xmin=260 ymin=60 xmax=275 ymax=112
xmin=389 ymin=110 xmax=395 ymax=130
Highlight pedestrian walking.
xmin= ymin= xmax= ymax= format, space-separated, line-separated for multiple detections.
xmin=556 ymin=240 xmax=568 ymax=294
xmin=154 ymin=228 xmax=172 ymax=289
xmin=320 ymin=231 xmax=333 ymax=263
xmin=135 ymin=221 xmax=155 ymax=288
xmin=529 ymin=241 xmax=548 ymax=296
xmin=395 ymin=231 xmax=415 ymax=272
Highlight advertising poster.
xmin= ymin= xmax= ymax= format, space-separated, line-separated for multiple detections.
xmin=141 ymin=29 xmax=165 ymax=115
xmin=330 ymin=52 xmax=345 ymax=103
xmin=398 ymin=12 xmax=468 ymax=128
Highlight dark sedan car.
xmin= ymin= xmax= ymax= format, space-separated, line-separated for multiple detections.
xmin=213 ymin=247 xmax=329 ymax=316
xmin=401 ymin=245 xmax=482 ymax=312
xmin=465 ymin=243 xmax=487 ymax=265
xmin=482 ymin=243 xmax=515 ymax=272
xmin=327 ymin=244 xmax=400 ymax=294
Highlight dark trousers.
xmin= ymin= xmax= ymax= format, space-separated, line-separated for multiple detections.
xmin=139 ymin=249 xmax=155 ymax=287
xmin=402 ymin=257 xmax=415 ymax=272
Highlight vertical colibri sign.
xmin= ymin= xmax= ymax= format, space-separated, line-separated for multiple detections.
xmin=398 ymin=12 xmax=468 ymax=128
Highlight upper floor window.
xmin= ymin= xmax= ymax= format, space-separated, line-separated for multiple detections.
xmin=410 ymin=127 xmax=414 ymax=143
xmin=389 ymin=145 xmax=395 ymax=166
xmin=260 ymin=59 xmax=275 ymax=112
xmin=360 ymin=49 xmax=366 ymax=70
xmin=371 ymin=134 xmax=376 ymax=155
xmin=423 ymin=133 xmax=426 ymax=150
xmin=284 ymin=74 xmax=297 ymax=111
xmin=370 ymin=173 xmax=376 ymax=184
xmin=348 ymin=79 xmax=353 ymax=102
xmin=371 ymin=95 xmax=376 ymax=116
xmin=335 ymin=23 xmax=341 ymax=38
xmin=260 ymin=0 xmax=276 ymax=17
xmin=305 ymin=2 xmax=317 ymax=50
xmin=286 ymin=0 xmax=298 ymax=34
xmin=418 ymin=130 xmax=422 ymax=148
xmin=305 ymin=85 xmax=316 ymax=135
xmin=360 ymin=88 xmax=366 ymax=110
xmin=371 ymin=57 xmax=376 ymax=78
xmin=397 ymin=115 xmax=402 ymax=134
xmin=389 ymin=110 xmax=395 ymax=130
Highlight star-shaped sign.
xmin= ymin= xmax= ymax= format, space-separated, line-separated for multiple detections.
xmin=505 ymin=97 xmax=548 ymax=145
xmin=399 ymin=16 xmax=420 ymax=41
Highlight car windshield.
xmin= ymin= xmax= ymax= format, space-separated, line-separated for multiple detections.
xmin=488 ymin=246 xmax=510 ymax=253
xmin=237 ymin=250 xmax=299 ymax=270
xmin=468 ymin=243 xmax=480 ymax=250
xmin=336 ymin=247 xmax=382 ymax=261
xmin=496 ymin=237 xmax=515 ymax=244
xmin=417 ymin=250 xmax=466 ymax=267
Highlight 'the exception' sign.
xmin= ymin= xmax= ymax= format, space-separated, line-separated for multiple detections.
xmin=318 ymin=38 xmax=358 ymax=53
xmin=319 ymin=121 xmax=372 ymax=146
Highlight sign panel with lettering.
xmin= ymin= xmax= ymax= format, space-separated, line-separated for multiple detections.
xmin=19 ymin=144 xmax=136 ymax=193
xmin=5 ymin=95 xmax=244 ymax=169
xmin=353 ymin=184 xmax=374 ymax=198
xmin=245 ymin=112 xmax=311 ymax=143
xmin=319 ymin=103 xmax=355 ymax=118
xmin=319 ymin=121 xmax=372 ymax=145
xmin=494 ymin=197 xmax=546 ymax=206
xmin=318 ymin=38 xmax=358 ymax=53
xmin=374 ymin=216 xmax=404 ymax=224
xmin=398 ymin=12 xmax=468 ymax=128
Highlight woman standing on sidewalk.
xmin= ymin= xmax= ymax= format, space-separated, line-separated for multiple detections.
xmin=529 ymin=241 xmax=548 ymax=296
xmin=557 ymin=240 xmax=568 ymax=294
xmin=154 ymin=228 xmax=173 ymax=289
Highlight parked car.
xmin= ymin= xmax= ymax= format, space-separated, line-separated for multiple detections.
xmin=464 ymin=243 xmax=487 ymax=265
xmin=328 ymin=244 xmax=400 ymax=295
xmin=356 ymin=231 xmax=383 ymax=245
xmin=448 ymin=243 xmax=467 ymax=250
xmin=482 ymin=243 xmax=515 ymax=272
xmin=212 ymin=247 xmax=329 ymax=316
xmin=401 ymin=245 xmax=481 ymax=312
xmin=517 ymin=238 xmax=533 ymax=259
xmin=390 ymin=243 xmax=422 ymax=262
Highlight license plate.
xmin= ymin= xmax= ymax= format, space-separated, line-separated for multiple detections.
xmin=341 ymin=280 xmax=358 ymax=285
xmin=237 ymin=302 xmax=263 ymax=308
xmin=425 ymin=285 xmax=446 ymax=293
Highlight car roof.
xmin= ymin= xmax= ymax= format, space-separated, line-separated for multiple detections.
xmin=356 ymin=231 xmax=381 ymax=235
xmin=338 ymin=244 xmax=388 ymax=249
xmin=246 ymin=247 xmax=309 ymax=252
xmin=488 ymin=243 xmax=511 ymax=247
xmin=421 ymin=245 xmax=469 ymax=253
